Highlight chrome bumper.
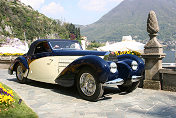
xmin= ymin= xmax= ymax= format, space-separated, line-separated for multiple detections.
xmin=104 ymin=76 xmax=142 ymax=86
xmin=105 ymin=78 xmax=124 ymax=86
xmin=131 ymin=76 xmax=142 ymax=82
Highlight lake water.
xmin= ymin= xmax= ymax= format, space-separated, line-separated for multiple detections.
xmin=163 ymin=50 xmax=175 ymax=63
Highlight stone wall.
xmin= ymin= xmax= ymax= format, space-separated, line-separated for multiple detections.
xmin=159 ymin=69 xmax=176 ymax=92
xmin=0 ymin=56 xmax=17 ymax=69
xmin=0 ymin=62 xmax=11 ymax=69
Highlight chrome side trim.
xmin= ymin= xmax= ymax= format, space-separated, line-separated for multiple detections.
xmin=105 ymin=78 xmax=124 ymax=85
xmin=131 ymin=76 xmax=142 ymax=82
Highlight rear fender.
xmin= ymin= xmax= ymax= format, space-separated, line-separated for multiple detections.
xmin=9 ymin=56 xmax=29 ymax=73
xmin=58 ymin=55 xmax=111 ymax=83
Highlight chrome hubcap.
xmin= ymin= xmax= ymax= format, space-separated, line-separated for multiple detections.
xmin=17 ymin=65 xmax=24 ymax=81
xmin=80 ymin=73 xmax=96 ymax=96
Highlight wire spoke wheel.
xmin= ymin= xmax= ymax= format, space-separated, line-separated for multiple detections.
xmin=76 ymin=67 xmax=104 ymax=101
xmin=16 ymin=63 xmax=27 ymax=83
xmin=80 ymin=73 xmax=96 ymax=96
xmin=17 ymin=65 xmax=24 ymax=81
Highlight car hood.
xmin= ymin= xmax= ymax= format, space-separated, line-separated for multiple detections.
xmin=52 ymin=49 xmax=107 ymax=56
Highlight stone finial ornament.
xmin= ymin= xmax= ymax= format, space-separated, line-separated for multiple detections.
xmin=147 ymin=11 xmax=159 ymax=35
xmin=142 ymin=10 xmax=166 ymax=90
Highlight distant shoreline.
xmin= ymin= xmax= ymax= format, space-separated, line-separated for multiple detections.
xmin=163 ymin=50 xmax=175 ymax=63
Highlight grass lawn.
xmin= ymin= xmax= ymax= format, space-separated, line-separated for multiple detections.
xmin=0 ymin=82 xmax=38 ymax=118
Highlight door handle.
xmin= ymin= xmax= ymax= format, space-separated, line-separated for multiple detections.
xmin=47 ymin=59 xmax=53 ymax=65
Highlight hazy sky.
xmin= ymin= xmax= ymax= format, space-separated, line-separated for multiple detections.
xmin=21 ymin=0 xmax=123 ymax=25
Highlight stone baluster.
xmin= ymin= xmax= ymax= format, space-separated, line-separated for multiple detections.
xmin=142 ymin=11 xmax=166 ymax=90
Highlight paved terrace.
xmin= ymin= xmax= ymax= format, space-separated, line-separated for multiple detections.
xmin=0 ymin=69 xmax=176 ymax=118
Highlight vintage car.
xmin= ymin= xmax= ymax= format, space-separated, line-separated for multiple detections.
xmin=8 ymin=39 xmax=144 ymax=101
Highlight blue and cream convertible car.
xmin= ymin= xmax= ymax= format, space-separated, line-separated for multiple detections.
xmin=8 ymin=39 xmax=144 ymax=101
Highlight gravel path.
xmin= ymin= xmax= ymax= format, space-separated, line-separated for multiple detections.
xmin=0 ymin=69 xmax=176 ymax=118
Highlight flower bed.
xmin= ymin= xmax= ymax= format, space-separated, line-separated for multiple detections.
xmin=104 ymin=51 xmax=142 ymax=61
xmin=0 ymin=53 xmax=24 ymax=62
xmin=0 ymin=83 xmax=14 ymax=111
xmin=0 ymin=83 xmax=38 ymax=117
xmin=0 ymin=53 xmax=24 ymax=56
xmin=114 ymin=51 xmax=141 ymax=56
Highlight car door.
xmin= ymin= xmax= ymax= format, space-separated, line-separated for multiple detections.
xmin=27 ymin=42 xmax=59 ymax=84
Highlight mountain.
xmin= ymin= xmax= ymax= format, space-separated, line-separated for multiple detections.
xmin=0 ymin=0 xmax=70 ymax=41
xmin=81 ymin=0 xmax=176 ymax=41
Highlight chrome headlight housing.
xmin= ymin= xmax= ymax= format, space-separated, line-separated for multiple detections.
xmin=131 ymin=61 xmax=138 ymax=70
xmin=110 ymin=62 xmax=117 ymax=73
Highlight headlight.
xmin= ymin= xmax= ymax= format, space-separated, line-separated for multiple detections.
xmin=131 ymin=61 xmax=138 ymax=70
xmin=110 ymin=62 xmax=117 ymax=73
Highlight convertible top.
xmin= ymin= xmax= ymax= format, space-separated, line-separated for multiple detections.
xmin=27 ymin=39 xmax=79 ymax=55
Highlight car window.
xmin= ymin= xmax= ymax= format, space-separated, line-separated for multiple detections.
xmin=49 ymin=41 xmax=82 ymax=50
xmin=34 ymin=42 xmax=51 ymax=54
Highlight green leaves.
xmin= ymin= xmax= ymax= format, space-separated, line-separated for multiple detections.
xmin=0 ymin=0 xmax=72 ymax=41
xmin=66 ymin=23 xmax=81 ymax=40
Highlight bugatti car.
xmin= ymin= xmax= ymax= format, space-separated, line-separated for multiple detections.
xmin=8 ymin=39 xmax=144 ymax=101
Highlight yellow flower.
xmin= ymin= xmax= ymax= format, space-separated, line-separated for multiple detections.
xmin=0 ymin=84 xmax=15 ymax=106
xmin=115 ymin=51 xmax=118 ymax=56
xmin=0 ymin=53 xmax=24 ymax=56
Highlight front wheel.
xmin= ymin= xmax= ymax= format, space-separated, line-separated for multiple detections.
xmin=76 ymin=68 xmax=104 ymax=101
xmin=118 ymin=81 xmax=140 ymax=93
xmin=16 ymin=63 xmax=27 ymax=83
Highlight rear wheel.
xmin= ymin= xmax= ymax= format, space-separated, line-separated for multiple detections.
xmin=118 ymin=81 xmax=139 ymax=93
xmin=76 ymin=68 xmax=104 ymax=101
xmin=16 ymin=63 xmax=27 ymax=83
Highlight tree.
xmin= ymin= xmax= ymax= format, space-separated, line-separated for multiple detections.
xmin=77 ymin=27 xmax=80 ymax=40
xmin=70 ymin=33 xmax=76 ymax=40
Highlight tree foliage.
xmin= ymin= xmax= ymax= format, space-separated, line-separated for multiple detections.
xmin=0 ymin=0 xmax=72 ymax=41
xmin=66 ymin=23 xmax=81 ymax=40
xmin=87 ymin=40 xmax=105 ymax=50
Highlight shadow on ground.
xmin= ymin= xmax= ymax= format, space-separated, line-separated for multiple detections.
xmin=7 ymin=78 xmax=123 ymax=101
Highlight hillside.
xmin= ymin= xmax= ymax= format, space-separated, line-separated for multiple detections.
xmin=81 ymin=0 xmax=176 ymax=41
xmin=0 ymin=0 xmax=70 ymax=41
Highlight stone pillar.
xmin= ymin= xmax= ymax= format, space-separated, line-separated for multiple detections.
xmin=142 ymin=11 xmax=165 ymax=90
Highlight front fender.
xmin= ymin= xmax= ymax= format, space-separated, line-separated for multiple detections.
xmin=117 ymin=61 xmax=132 ymax=81
xmin=59 ymin=55 xmax=111 ymax=83
xmin=117 ymin=54 xmax=144 ymax=76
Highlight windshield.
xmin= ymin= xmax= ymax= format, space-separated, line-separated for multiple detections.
xmin=49 ymin=41 xmax=82 ymax=50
